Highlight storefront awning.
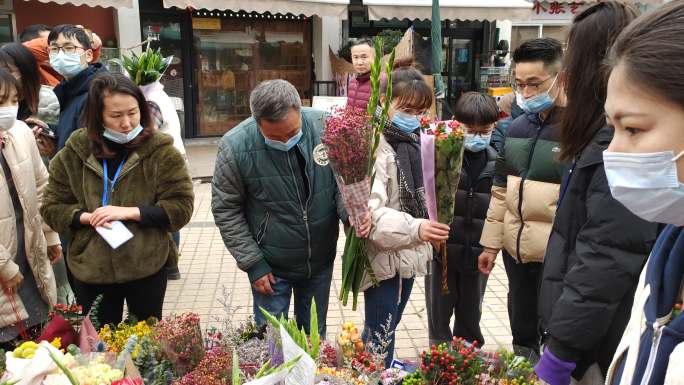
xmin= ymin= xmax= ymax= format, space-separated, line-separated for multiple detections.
xmin=523 ymin=0 xmax=666 ymax=5
xmin=163 ymin=0 xmax=349 ymax=18
xmin=365 ymin=0 xmax=534 ymax=21
xmin=25 ymin=0 xmax=133 ymax=8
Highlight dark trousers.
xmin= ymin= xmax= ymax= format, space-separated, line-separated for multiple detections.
xmin=72 ymin=268 xmax=168 ymax=326
xmin=502 ymin=250 xmax=543 ymax=357
xmin=363 ymin=275 xmax=414 ymax=369
xmin=426 ymin=259 xmax=488 ymax=347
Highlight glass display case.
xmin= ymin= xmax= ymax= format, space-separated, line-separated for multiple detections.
xmin=193 ymin=16 xmax=312 ymax=136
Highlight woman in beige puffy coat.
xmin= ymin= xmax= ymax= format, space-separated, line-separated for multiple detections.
xmin=0 ymin=68 xmax=58 ymax=344
xmin=361 ymin=60 xmax=450 ymax=368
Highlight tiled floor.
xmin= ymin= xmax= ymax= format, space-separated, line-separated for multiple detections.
xmin=163 ymin=183 xmax=513 ymax=359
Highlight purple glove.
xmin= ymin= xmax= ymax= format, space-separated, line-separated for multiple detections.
xmin=534 ymin=347 xmax=576 ymax=385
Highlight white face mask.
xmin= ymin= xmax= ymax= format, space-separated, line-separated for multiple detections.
xmin=603 ymin=149 xmax=684 ymax=225
xmin=103 ymin=124 xmax=143 ymax=144
xmin=0 ymin=105 xmax=18 ymax=131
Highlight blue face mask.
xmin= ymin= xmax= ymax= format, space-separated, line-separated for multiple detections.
xmin=516 ymin=75 xmax=558 ymax=114
xmin=49 ymin=51 xmax=87 ymax=79
xmin=103 ymin=124 xmax=144 ymax=144
xmin=464 ymin=133 xmax=492 ymax=152
xmin=392 ymin=111 xmax=420 ymax=134
xmin=264 ymin=129 xmax=303 ymax=152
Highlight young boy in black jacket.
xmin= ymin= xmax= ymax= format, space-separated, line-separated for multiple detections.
xmin=426 ymin=92 xmax=499 ymax=346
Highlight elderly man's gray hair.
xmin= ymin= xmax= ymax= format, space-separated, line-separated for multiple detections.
xmin=249 ymin=79 xmax=302 ymax=122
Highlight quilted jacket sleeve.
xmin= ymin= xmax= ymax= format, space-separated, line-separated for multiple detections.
xmin=480 ymin=139 xmax=508 ymax=250
xmin=211 ymin=138 xmax=269 ymax=282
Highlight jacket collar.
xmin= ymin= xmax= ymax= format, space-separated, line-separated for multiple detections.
xmin=525 ymin=106 xmax=563 ymax=127
xmin=54 ymin=63 xmax=106 ymax=102
xmin=65 ymin=128 xmax=172 ymax=175
xmin=355 ymin=72 xmax=371 ymax=82
xmin=576 ymin=124 xmax=613 ymax=169
xmin=644 ymin=225 xmax=684 ymax=321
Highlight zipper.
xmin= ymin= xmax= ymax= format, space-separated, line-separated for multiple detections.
xmin=639 ymin=315 xmax=671 ymax=385
xmin=288 ymin=146 xmax=313 ymax=279
xmin=515 ymin=126 xmax=544 ymax=263
xmin=256 ymin=211 xmax=270 ymax=245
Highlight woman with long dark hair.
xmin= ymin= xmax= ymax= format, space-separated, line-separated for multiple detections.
xmin=40 ymin=73 xmax=194 ymax=324
xmin=0 ymin=43 xmax=60 ymax=158
xmin=534 ymin=3 xmax=659 ymax=385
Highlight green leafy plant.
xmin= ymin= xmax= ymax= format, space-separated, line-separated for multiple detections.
xmin=259 ymin=298 xmax=320 ymax=360
xmin=255 ymin=355 xmax=302 ymax=378
xmin=111 ymin=47 xmax=172 ymax=86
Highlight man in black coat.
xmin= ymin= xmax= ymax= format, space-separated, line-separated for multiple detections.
xmin=47 ymin=24 xmax=108 ymax=150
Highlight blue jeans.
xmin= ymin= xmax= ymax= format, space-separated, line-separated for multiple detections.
xmin=252 ymin=264 xmax=333 ymax=337
xmin=363 ymin=275 xmax=414 ymax=368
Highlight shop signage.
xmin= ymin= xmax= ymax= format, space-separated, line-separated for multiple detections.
xmin=192 ymin=18 xmax=221 ymax=31
xmin=533 ymin=1 xmax=583 ymax=15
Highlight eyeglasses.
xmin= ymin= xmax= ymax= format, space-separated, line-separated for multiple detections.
xmin=512 ymin=75 xmax=556 ymax=92
xmin=48 ymin=45 xmax=85 ymax=55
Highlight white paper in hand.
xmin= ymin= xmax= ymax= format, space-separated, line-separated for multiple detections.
xmin=96 ymin=220 xmax=133 ymax=249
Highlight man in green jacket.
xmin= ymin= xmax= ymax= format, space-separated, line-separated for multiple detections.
xmin=212 ymin=80 xmax=346 ymax=336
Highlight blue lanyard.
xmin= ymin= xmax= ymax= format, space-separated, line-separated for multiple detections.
xmin=102 ymin=156 xmax=127 ymax=207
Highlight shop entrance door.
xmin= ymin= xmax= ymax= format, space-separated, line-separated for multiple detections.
xmin=141 ymin=14 xmax=195 ymax=139
xmin=446 ymin=38 xmax=478 ymax=108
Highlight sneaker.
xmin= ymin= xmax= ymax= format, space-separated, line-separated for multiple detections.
xmin=166 ymin=265 xmax=181 ymax=280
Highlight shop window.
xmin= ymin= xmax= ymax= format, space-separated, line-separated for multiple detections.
xmin=193 ymin=15 xmax=312 ymax=137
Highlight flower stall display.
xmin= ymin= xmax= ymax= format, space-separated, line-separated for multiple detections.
xmin=99 ymin=321 xmax=152 ymax=355
xmin=336 ymin=323 xmax=364 ymax=363
xmin=420 ymin=118 xmax=466 ymax=293
xmin=154 ymin=314 xmax=205 ymax=377
xmin=0 ymin=295 xmax=540 ymax=385
xmin=401 ymin=338 xmax=540 ymax=385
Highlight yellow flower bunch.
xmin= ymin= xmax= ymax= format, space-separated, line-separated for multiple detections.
xmin=316 ymin=367 xmax=365 ymax=385
xmin=99 ymin=321 xmax=152 ymax=353
xmin=51 ymin=338 xmax=62 ymax=350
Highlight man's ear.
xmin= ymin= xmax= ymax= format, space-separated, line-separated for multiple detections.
xmin=84 ymin=49 xmax=94 ymax=64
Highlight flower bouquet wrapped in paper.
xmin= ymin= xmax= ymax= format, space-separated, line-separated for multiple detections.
xmin=321 ymin=107 xmax=371 ymax=229
xmin=421 ymin=119 xmax=465 ymax=293
xmin=321 ymin=38 xmax=395 ymax=310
